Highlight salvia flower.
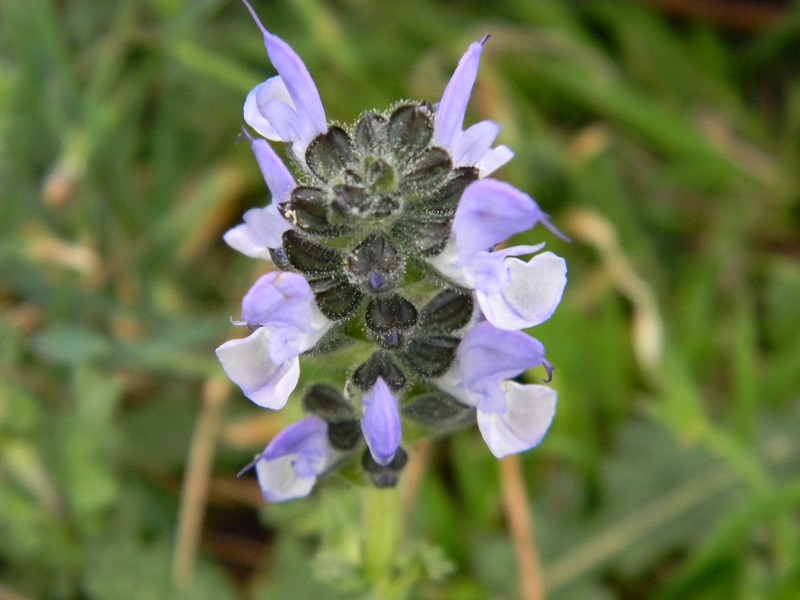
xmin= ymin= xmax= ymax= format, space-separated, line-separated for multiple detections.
xmin=435 ymin=321 xmax=556 ymax=457
xmin=434 ymin=36 xmax=514 ymax=176
xmin=218 ymin=1 xmax=567 ymax=501
xmin=429 ymin=179 xmax=568 ymax=330
xmin=216 ymin=271 xmax=332 ymax=409
xmin=246 ymin=416 xmax=339 ymax=502
xmin=223 ymin=133 xmax=295 ymax=260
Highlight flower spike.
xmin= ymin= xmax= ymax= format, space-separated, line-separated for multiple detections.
xmin=221 ymin=18 xmax=567 ymax=499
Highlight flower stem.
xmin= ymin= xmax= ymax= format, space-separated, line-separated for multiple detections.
xmin=362 ymin=484 xmax=402 ymax=588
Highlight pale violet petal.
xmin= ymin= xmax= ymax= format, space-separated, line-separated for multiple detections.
xmin=436 ymin=322 xmax=547 ymax=414
xmin=223 ymin=223 xmax=274 ymax=261
xmin=434 ymin=366 xmax=504 ymax=415
xmin=430 ymin=234 xmax=544 ymax=295
xmin=433 ymin=37 xmax=513 ymax=177
xmin=242 ymin=271 xmax=316 ymax=330
xmin=478 ymin=252 xmax=567 ymax=330
xmin=243 ymin=77 xmax=293 ymax=140
xmin=250 ymin=138 xmax=295 ymax=205
xmin=489 ymin=243 xmax=547 ymax=261
xmin=268 ymin=321 xmax=330 ymax=365
xmin=263 ymin=32 xmax=327 ymax=142
xmin=242 ymin=0 xmax=327 ymax=150
xmin=434 ymin=369 xmax=471 ymax=406
xmin=256 ymin=416 xmax=337 ymax=500
xmin=461 ymin=244 xmax=546 ymax=294
xmin=427 ymin=237 xmax=470 ymax=288
xmin=460 ymin=251 xmax=508 ymax=293
xmin=458 ymin=322 xmax=546 ymax=389
xmin=215 ymin=328 xmax=299 ymax=409
xmin=360 ymin=378 xmax=401 ymax=466
xmin=453 ymin=120 xmax=501 ymax=166
xmin=477 ymin=381 xmax=556 ymax=458
xmin=222 ymin=204 xmax=290 ymax=259
xmin=434 ymin=39 xmax=484 ymax=151
xmin=256 ymin=454 xmax=316 ymax=502
xmin=262 ymin=98 xmax=306 ymax=145
xmin=465 ymin=378 xmax=506 ymax=414
xmin=240 ymin=272 xmax=333 ymax=364
xmin=453 ymin=180 xmax=544 ymax=261
xmin=261 ymin=416 xmax=329 ymax=460
xmin=477 ymin=145 xmax=514 ymax=177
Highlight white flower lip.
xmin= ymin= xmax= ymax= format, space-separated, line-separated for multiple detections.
xmin=477 ymin=251 xmax=567 ymax=331
xmin=477 ymin=382 xmax=557 ymax=458
xmin=254 ymin=416 xmax=338 ymax=502
xmin=215 ymin=328 xmax=300 ymax=410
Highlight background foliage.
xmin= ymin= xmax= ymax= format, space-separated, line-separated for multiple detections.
xmin=2 ymin=0 xmax=800 ymax=598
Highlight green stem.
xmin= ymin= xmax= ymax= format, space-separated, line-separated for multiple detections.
xmin=362 ymin=484 xmax=402 ymax=588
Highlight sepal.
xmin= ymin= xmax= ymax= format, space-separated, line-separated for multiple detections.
xmin=402 ymin=393 xmax=475 ymax=429
xmin=398 ymin=335 xmax=459 ymax=378
xmin=361 ymin=446 xmax=408 ymax=488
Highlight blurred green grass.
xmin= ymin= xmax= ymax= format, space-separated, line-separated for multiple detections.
xmin=2 ymin=0 xmax=800 ymax=598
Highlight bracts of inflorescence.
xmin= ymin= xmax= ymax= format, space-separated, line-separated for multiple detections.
xmin=217 ymin=0 xmax=568 ymax=502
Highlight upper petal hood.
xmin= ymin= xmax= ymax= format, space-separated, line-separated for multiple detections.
xmin=242 ymin=0 xmax=327 ymax=156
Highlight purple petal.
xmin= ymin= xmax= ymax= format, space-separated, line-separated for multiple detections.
xmin=477 ymin=382 xmax=556 ymax=458
xmin=453 ymin=180 xmax=545 ymax=262
xmin=255 ymin=416 xmax=334 ymax=502
xmin=268 ymin=323 xmax=328 ymax=364
xmin=241 ymin=271 xmax=331 ymax=363
xmin=249 ymin=137 xmax=295 ymax=205
xmin=435 ymin=322 xmax=547 ymax=413
xmin=477 ymin=251 xmax=567 ymax=330
xmin=434 ymin=39 xmax=485 ymax=151
xmin=244 ymin=77 xmax=292 ymax=140
xmin=459 ymin=251 xmax=509 ymax=292
xmin=450 ymin=322 xmax=546 ymax=413
xmin=242 ymin=0 xmax=327 ymax=152
xmin=476 ymin=145 xmax=514 ymax=176
xmin=261 ymin=416 xmax=329 ymax=462
xmin=263 ymin=33 xmax=326 ymax=141
xmin=215 ymin=328 xmax=300 ymax=409
xmin=223 ymin=204 xmax=291 ymax=259
xmin=458 ymin=322 xmax=546 ymax=387
xmin=259 ymin=94 xmax=305 ymax=144
xmin=256 ymin=454 xmax=316 ymax=502
xmin=360 ymin=378 xmax=401 ymax=466
xmin=427 ymin=238 xmax=468 ymax=287
xmin=453 ymin=120 xmax=501 ymax=167
xmin=242 ymin=272 xmax=316 ymax=329
xmin=458 ymin=243 xmax=544 ymax=295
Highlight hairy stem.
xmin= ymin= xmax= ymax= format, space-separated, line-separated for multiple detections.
xmin=362 ymin=484 xmax=402 ymax=589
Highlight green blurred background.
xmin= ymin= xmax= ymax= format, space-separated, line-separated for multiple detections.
xmin=2 ymin=0 xmax=800 ymax=598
